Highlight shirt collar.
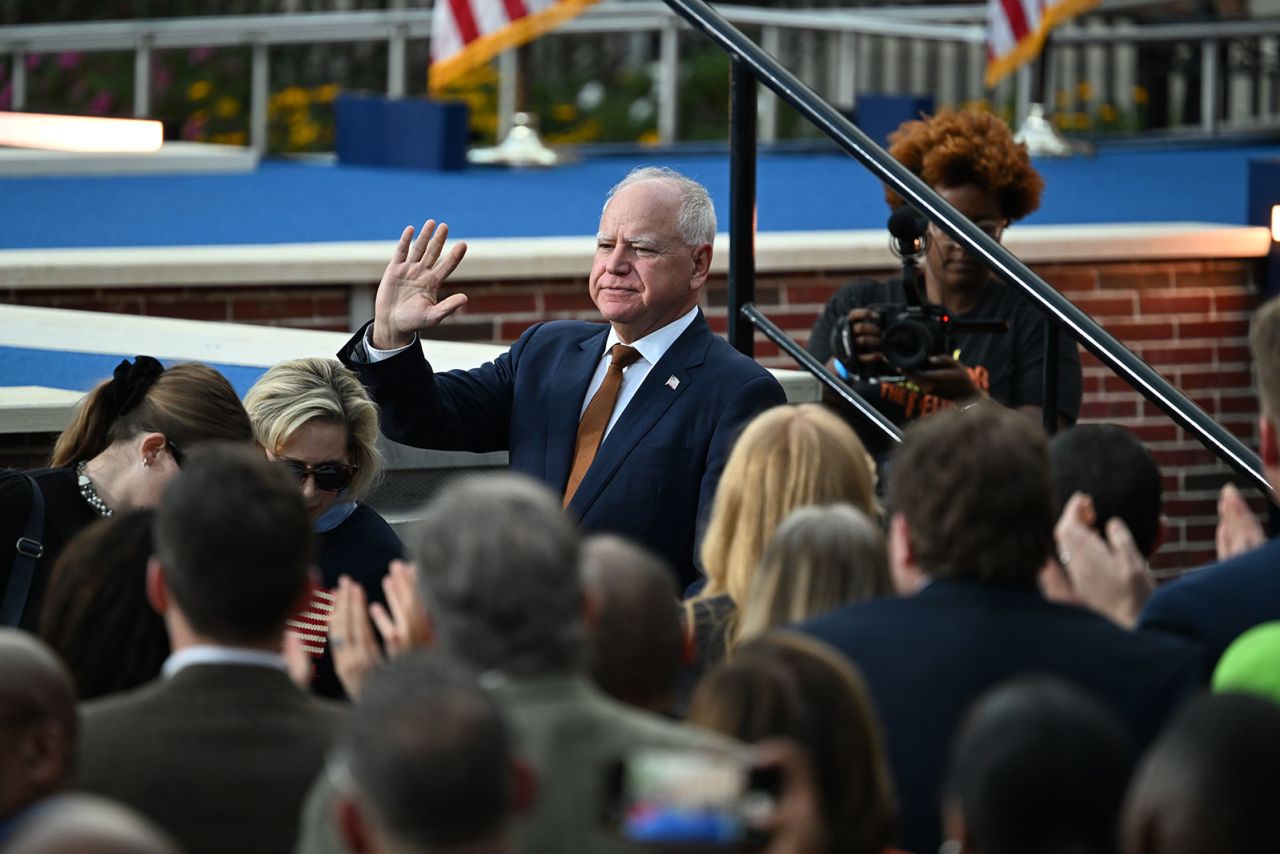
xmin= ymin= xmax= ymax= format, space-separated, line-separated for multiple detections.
xmin=162 ymin=644 xmax=288 ymax=678
xmin=604 ymin=305 xmax=699 ymax=366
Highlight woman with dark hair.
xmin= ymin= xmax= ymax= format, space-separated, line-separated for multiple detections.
xmin=38 ymin=509 xmax=169 ymax=700
xmin=807 ymin=110 xmax=1081 ymax=441
xmin=942 ymin=677 xmax=1133 ymax=854
xmin=687 ymin=632 xmax=900 ymax=854
xmin=0 ymin=357 xmax=253 ymax=630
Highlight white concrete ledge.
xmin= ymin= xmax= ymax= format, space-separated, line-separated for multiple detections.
xmin=0 ymin=223 xmax=1268 ymax=289
xmin=0 ymin=141 xmax=259 ymax=177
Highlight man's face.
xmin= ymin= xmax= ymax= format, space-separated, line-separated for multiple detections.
xmin=589 ymin=180 xmax=710 ymax=343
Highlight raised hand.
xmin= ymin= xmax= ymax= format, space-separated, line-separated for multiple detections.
xmin=329 ymin=575 xmax=384 ymax=700
xmin=368 ymin=560 xmax=431 ymax=656
xmin=1216 ymin=483 xmax=1265 ymax=561
xmin=1053 ymin=492 xmax=1153 ymax=629
xmin=372 ymin=220 xmax=469 ymax=350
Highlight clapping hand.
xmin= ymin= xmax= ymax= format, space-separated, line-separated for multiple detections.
xmin=1216 ymin=483 xmax=1265 ymax=561
xmin=1052 ymin=492 xmax=1154 ymax=629
xmin=372 ymin=220 xmax=469 ymax=350
xmin=328 ymin=561 xmax=431 ymax=699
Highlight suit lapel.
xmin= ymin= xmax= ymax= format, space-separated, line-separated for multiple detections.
xmin=566 ymin=312 xmax=713 ymax=518
xmin=546 ymin=326 xmax=610 ymax=491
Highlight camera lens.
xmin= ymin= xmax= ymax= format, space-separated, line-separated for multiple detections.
xmin=882 ymin=319 xmax=934 ymax=371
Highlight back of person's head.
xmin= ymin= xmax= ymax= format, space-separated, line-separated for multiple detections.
xmin=1251 ymin=295 xmax=1280 ymax=422
xmin=412 ymin=473 xmax=582 ymax=676
xmin=1123 ymin=692 xmax=1280 ymax=854
xmin=699 ymin=403 xmax=877 ymax=605
xmin=737 ymin=504 xmax=892 ymax=645
xmin=334 ymin=653 xmax=514 ymax=854
xmin=581 ymin=535 xmax=683 ymax=714
xmin=0 ymin=630 xmax=77 ymax=822
xmin=890 ymin=403 xmax=1054 ymax=584
xmin=244 ymin=357 xmax=384 ymax=502
xmin=687 ymin=632 xmax=896 ymax=854
xmin=152 ymin=443 xmax=313 ymax=644
xmin=38 ymin=509 xmax=169 ymax=700
xmin=1050 ymin=424 xmax=1163 ymax=558
xmin=51 ymin=358 xmax=251 ymax=468
xmin=945 ymin=677 xmax=1133 ymax=854
xmin=5 ymin=793 xmax=180 ymax=854
xmin=1212 ymin=620 xmax=1280 ymax=704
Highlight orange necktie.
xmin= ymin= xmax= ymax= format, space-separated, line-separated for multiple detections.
xmin=563 ymin=344 xmax=642 ymax=506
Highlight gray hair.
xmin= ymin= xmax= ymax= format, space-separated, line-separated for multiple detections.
xmin=603 ymin=166 xmax=717 ymax=247
xmin=411 ymin=473 xmax=584 ymax=676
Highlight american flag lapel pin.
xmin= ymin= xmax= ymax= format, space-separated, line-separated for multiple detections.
xmin=666 ymin=375 xmax=680 ymax=390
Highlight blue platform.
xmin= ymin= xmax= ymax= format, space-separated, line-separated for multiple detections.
xmin=0 ymin=143 xmax=1275 ymax=250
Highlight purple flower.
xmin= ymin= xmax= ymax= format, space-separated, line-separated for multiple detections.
xmin=25 ymin=54 xmax=41 ymax=70
xmin=0 ymin=82 xmax=10 ymax=110
xmin=56 ymin=51 xmax=82 ymax=70
xmin=189 ymin=46 xmax=214 ymax=64
xmin=88 ymin=91 xmax=114 ymax=115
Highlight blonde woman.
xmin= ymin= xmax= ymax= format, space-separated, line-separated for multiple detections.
xmin=737 ymin=503 xmax=892 ymax=646
xmin=244 ymin=357 xmax=404 ymax=698
xmin=686 ymin=404 xmax=876 ymax=669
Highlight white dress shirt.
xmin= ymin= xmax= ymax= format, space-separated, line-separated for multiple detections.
xmin=363 ymin=305 xmax=700 ymax=441
xmin=162 ymin=644 xmax=288 ymax=678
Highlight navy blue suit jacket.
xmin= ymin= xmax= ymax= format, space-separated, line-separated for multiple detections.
xmin=800 ymin=580 xmax=1203 ymax=854
xmin=339 ymin=311 xmax=786 ymax=587
xmin=1140 ymin=535 xmax=1280 ymax=673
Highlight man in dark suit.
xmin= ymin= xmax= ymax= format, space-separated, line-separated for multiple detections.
xmin=338 ymin=167 xmax=786 ymax=587
xmin=1138 ymin=295 xmax=1280 ymax=668
xmin=800 ymin=404 xmax=1202 ymax=854
xmin=75 ymin=445 xmax=344 ymax=854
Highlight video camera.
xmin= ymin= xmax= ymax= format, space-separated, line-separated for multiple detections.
xmin=831 ymin=206 xmax=1006 ymax=382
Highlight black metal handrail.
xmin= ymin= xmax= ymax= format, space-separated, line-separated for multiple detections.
xmin=666 ymin=0 xmax=1272 ymax=496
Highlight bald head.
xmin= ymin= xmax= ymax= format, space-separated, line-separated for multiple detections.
xmin=582 ymin=535 xmax=683 ymax=713
xmin=5 ymin=794 xmax=180 ymax=854
xmin=0 ymin=630 xmax=77 ymax=820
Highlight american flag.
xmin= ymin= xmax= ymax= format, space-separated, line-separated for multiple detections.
xmin=430 ymin=0 xmax=600 ymax=93
xmin=287 ymin=587 xmax=334 ymax=656
xmin=985 ymin=0 xmax=1098 ymax=88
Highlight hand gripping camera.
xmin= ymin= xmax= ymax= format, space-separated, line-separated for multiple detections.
xmin=831 ymin=206 xmax=1006 ymax=382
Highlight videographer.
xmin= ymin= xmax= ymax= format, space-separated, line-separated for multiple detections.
xmin=807 ymin=110 xmax=1082 ymax=443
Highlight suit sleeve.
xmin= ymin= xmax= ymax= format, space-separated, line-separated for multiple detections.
xmin=695 ymin=373 xmax=789 ymax=554
xmin=338 ymin=321 xmax=543 ymax=453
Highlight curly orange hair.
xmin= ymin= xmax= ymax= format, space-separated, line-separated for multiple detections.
xmin=883 ymin=109 xmax=1043 ymax=222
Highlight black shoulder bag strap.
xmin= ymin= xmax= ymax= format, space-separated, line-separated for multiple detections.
xmin=2 ymin=474 xmax=46 ymax=627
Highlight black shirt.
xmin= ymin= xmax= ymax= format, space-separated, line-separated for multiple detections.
xmin=809 ymin=277 xmax=1083 ymax=434
xmin=0 ymin=467 xmax=100 ymax=630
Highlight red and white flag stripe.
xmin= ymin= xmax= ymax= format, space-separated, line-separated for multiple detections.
xmin=985 ymin=0 xmax=1098 ymax=87
xmin=430 ymin=0 xmax=599 ymax=93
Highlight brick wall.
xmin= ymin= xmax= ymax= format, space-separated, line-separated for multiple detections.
xmin=3 ymin=255 xmax=1265 ymax=573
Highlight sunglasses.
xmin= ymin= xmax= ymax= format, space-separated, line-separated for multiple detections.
xmin=277 ymin=460 xmax=358 ymax=492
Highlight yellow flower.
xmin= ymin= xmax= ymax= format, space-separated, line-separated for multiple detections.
xmin=1055 ymin=89 xmax=1069 ymax=109
xmin=1132 ymin=84 xmax=1149 ymax=105
xmin=551 ymin=103 xmax=577 ymax=122
xmin=1076 ymin=81 xmax=1093 ymax=101
xmin=288 ymin=121 xmax=319 ymax=149
xmin=1098 ymin=104 xmax=1117 ymax=123
xmin=312 ymin=84 xmax=340 ymax=103
xmin=637 ymin=129 xmax=661 ymax=146
xmin=189 ymin=108 xmax=209 ymax=123
xmin=215 ymin=96 xmax=240 ymax=119
xmin=277 ymin=86 xmax=310 ymax=109
xmin=187 ymin=80 xmax=213 ymax=101
xmin=1072 ymin=111 xmax=1090 ymax=130
xmin=226 ymin=131 xmax=247 ymax=146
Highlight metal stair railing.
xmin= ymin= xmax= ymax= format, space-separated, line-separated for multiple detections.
xmin=664 ymin=0 xmax=1271 ymax=496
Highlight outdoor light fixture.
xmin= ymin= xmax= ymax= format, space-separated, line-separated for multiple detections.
xmin=0 ymin=111 xmax=163 ymax=154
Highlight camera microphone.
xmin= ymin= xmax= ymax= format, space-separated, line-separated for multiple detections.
xmin=887 ymin=205 xmax=929 ymax=260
